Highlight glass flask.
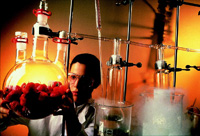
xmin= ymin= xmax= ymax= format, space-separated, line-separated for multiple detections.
xmin=94 ymin=38 xmax=133 ymax=136
xmin=106 ymin=38 xmax=123 ymax=103
xmin=3 ymin=0 xmax=66 ymax=88
xmin=2 ymin=0 xmax=67 ymax=119
xmin=140 ymin=48 xmax=184 ymax=135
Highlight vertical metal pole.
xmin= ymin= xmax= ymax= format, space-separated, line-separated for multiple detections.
xmin=123 ymin=0 xmax=133 ymax=102
xmin=66 ymin=0 xmax=74 ymax=74
xmin=173 ymin=4 xmax=180 ymax=88
xmin=62 ymin=0 xmax=74 ymax=135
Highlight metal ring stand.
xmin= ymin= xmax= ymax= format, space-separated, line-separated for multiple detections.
xmin=62 ymin=0 xmax=74 ymax=135
xmin=173 ymin=3 xmax=180 ymax=88
xmin=123 ymin=0 xmax=134 ymax=102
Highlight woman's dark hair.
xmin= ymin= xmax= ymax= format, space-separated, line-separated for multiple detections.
xmin=70 ymin=53 xmax=101 ymax=89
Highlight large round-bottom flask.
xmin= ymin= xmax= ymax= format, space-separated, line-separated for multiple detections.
xmin=1 ymin=0 xmax=67 ymax=120
xmin=3 ymin=37 xmax=66 ymax=88
xmin=2 ymin=35 xmax=67 ymax=119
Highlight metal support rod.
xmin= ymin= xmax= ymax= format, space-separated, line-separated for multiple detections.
xmin=62 ymin=0 xmax=74 ymax=135
xmin=66 ymin=0 xmax=74 ymax=74
xmin=123 ymin=0 xmax=133 ymax=102
xmin=173 ymin=4 xmax=180 ymax=88
xmin=182 ymin=1 xmax=200 ymax=7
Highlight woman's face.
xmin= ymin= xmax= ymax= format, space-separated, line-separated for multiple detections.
xmin=68 ymin=62 xmax=92 ymax=105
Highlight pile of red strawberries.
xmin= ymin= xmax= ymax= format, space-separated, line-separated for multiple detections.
xmin=1 ymin=81 xmax=68 ymax=119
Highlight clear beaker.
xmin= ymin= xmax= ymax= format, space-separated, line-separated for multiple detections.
xmin=186 ymin=107 xmax=200 ymax=135
xmin=94 ymin=101 xmax=133 ymax=136
xmin=140 ymin=88 xmax=184 ymax=135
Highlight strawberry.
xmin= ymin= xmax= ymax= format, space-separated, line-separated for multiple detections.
xmin=23 ymin=82 xmax=36 ymax=94
xmin=14 ymin=85 xmax=21 ymax=90
xmin=5 ymin=93 xmax=12 ymax=101
xmin=21 ymin=106 xmax=27 ymax=113
xmin=38 ymin=91 xmax=48 ymax=101
xmin=37 ymin=84 xmax=48 ymax=93
xmin=13 ymin=85 xmax=22 ymax=95
xmin=2 ymin=87 xmax=10 ymax=96
xmin=9 ymin=101 xmax=20 ymax=111
xmin=2 ymin=86 xmax=14 ymax=98
xmin=50 ymin=87 xmax=61 ymax=97
xmin=20 ymin=94 xmax=26 ymax=106
xmin=21 ymin=83 xmax=26 ymax=89
xmin=47 ymin=86 xmax=53 ymax=94
xmin=21 ymin=83 xmax=26 ymax=95
xmin=5 ymin=87 xmax=22 ymax=101
xmin=52 ymin=81 xmax=62 ymax=88
xmin=34 ymin=83 xmax=40 ymax=89
xmin=58 ymin=85 xmax=67 ymax=95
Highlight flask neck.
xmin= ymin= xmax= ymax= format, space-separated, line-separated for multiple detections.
xmin=16 ymin=49 xmax=27 ymax=63
xmin=54 ymin=43 xmax=67 ymax=72
xmin=113 ymin=38 xmax=121 ymax=56
xmin=16 ymin=43 xmax=27 ymax=63
xmin=154 ymin=69 xmax=170 ymax=89
xmin=31 ymin=36 xmax=49 ymax=60
xmin=106 ymin=66 xmax=123 ymax=103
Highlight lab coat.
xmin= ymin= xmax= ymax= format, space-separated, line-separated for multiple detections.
xmin=0 ymin=99 xmax=95 ymax=136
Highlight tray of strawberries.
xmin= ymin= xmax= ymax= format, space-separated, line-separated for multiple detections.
xmin=1 ymin=81 xmax=68 ymax=119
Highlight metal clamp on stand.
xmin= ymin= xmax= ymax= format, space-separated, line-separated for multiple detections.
xmin=186 ymin=65 xmax=200 ymax=71
xmin=70 ymin=36 xmax=84 ymax=45
xmin=32 ymin=26 xmax=59 ymax=38
xmin=121 ymin=61 xmax=142 ymax=68
xmin=167 ymin=64 xmax=190 ymax=73
xmin=106 ymin=54 xmax=142 ymax=68
xmin=155 ymin=60 xmax=190 ymax=73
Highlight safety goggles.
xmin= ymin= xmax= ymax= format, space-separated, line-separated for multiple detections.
xmin=68 ymin=73 xmax=92 ymax=85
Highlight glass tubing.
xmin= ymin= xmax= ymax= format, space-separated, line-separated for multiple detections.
xmin=66 ymin=33 xmax=200 ymax=53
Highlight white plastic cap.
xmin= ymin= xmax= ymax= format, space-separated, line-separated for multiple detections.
xmin=59 ymin=31 xmax=67 ymax=38
xmin=15 ymin=31 xmax=28 ymax=38
xmin=15 ymin=31 xmax=27 ymax=50
xmin=15 ymin=31 xmax=22 ymax=37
